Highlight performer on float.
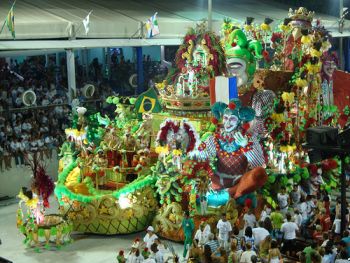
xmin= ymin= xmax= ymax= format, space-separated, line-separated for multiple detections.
xmin=194 ymin=98 xmax=267 ymax=199
xmin=181 ymin=210 xmax=195 ymax=258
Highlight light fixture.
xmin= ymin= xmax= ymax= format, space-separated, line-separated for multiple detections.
xmin=118 ymin=195 xmax=132 ymax=209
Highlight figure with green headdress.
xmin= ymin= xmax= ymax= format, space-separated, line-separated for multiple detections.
xmin=225 ymin=29 xmax=263 ymax=90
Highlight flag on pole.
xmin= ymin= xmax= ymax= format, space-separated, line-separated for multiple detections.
xmin=134 ymin=87 xmax=162 ymax=119
xmin=83 ymin=10 xmax=92 ymax=35
xmin=209 ymin=76 xmax=238 ymax=105
xmin=6 ymin=4 xmax=15 ymax=39
xmin=145 ymin=12 xmax=159 ymax=38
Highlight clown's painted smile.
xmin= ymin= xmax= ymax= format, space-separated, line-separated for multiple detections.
xmin=226 ymin=58 xmax=248 ymax=88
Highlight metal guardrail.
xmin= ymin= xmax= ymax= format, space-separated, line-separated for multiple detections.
xmin=0 ymin=99 xmax=102 ymax=114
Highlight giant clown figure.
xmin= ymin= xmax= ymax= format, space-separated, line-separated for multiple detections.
xmin=195 ymin=98 xmax=267 ymax=199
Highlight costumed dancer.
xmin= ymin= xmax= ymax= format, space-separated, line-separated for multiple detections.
xmin=182 ymin=211 xmax=195 ymax=259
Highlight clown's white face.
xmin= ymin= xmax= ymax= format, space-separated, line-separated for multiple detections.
xmin=323 ymin=60 xmax=337 ymax=78
xmin=223 ymin=114 xmax=239 ymax=133
xmin=227 ymin=58 xmax=248 ymax=87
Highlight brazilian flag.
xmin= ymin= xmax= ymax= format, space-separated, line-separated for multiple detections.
xmin=134 ymin=88 xmax=162 ymax=119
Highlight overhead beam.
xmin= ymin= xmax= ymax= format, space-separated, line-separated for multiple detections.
xmin=0 ymin=38 xmax=182 ymax=51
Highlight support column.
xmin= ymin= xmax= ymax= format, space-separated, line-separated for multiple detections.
xmin=55 ymin=53 xmax=60 ymax=88
xmin=45 ymin=54 xmax=49 ymax=68
xmin=160 ymin=45 xmax=165 ymax=62
xmin=55 ymin=53 xmax=60 ymax=67
xmin=160 ymin=45 xmax=172 ymax=69
xmin=344 ymin=38 xmax=349 ymax=72
xmin=341 ymin=154 xmax=347 ymax=235
xmin=208 ymin=0 xmax=212 ymax=31
xmin=105 ymin=47 xmax=111 ymax=79
xmin=136 ymin=46 xmax=144 ymax=95
xmin=66 ymin=49 xmax=76 ymax=104
xmin=84 ymin=49 xmax=89 ymax=80
xmin=339 ymin=0 xmax=344 ymax=69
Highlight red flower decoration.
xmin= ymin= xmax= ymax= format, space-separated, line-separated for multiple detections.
xmin=144 ymin=248 xmax=149 ymax=252
xmin=271 ymin=32 xmax=282 ymax=43
xmin=119 ymin=250 xmax=124 ymax=256
xmin=183 ymin=123 xmax=196 ymax=153
xmin=231 ymin=42 xmax=237 ymax=47
xmin=228 ymin=102 xmax=236 ymax=110
xmin=242 ymin=123 xmax=250 ymax=131
xmin=309 ymin=164 xmax=318 ymax=176
xmin=244 ymin=198 xmax=252 ymax=208
xmin=262 ymin=50 xmax=271 ymax=63
xmin=280 ymin=122 xmax=287 ymax=130
xmin=211 ymin=117 xmax=219 ymax=125
xmin=340 ymin=114 xmax=349 ymax=122
xmin=322 ymin=159 xmax=338 ymax=171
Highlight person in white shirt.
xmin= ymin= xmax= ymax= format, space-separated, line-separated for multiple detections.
xmin=44 ymin=136 xmax=53 ymax=159
xmin=143 ymin=226 xmax=158 ymax=250
xmin=240 ymin=241 xmax=256 ymax=263
xmin=332 ymin=215 xmax=341 ymax=235
xmin=127 ymin=248 xmax=144 ymax=263
xmin=298 ymin=197 xmax=308 ymax=221
xmin=194 ymin=222 xmax=210 ymax=247
xmin=293 ymin=208 xmax=303 ymax=228
xmin=260 ymin=204 xmax=272 ymax=222
xmin=41 ymin=95 xmax=50 ymax=106
xmin=243 ymin=209 xmax=257 ymax=230
xmin=252 ymin=221 xmax=270 ymax=247
xmin=290 ymin=184 xmax=302 ymax=208
xmin=277 ymin=187 xmax=289 ymax=214
xmin=305 ymin=195 xmax=316 ymax=216
xmin=22 ymin=122 xmax=32 ymax=133
xmin=281 ymin=213 xmax=299 ymax=257
xmin=15 ymin=96 xmax=22 ymax=107
xmin=37 ymin=137 xmax=45 ymax=160
xmin=150 ymin=243 xmax=164 ymax=263
xmin=5 ymin=123 xmax=13 ymax=135
xmin=154 ymin=238 xmax=168 ymax=256
xmin=13 ymin=121 xmax=22 ymax=135
xmin=216 ymin=213 xmax=232 ymax=250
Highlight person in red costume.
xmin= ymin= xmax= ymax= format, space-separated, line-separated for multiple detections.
xmin=194 ymin=98 xmax=267 ymax=199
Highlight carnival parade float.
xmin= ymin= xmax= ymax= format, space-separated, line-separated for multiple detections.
xmin=20 ymin=6 xmax=347 ymax=246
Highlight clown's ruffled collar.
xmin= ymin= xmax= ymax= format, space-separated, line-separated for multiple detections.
xmin=214 ymin=131 xmax=252 ymax=154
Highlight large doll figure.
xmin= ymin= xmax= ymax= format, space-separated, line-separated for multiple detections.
xmin=195 ymin=98 xmax=267 ymax=199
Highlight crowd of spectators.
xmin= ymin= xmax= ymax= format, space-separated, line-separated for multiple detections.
xmin=115 ymin=184 xmax=350 ymax=263
xmin=181 ymin=186 xmax=350 ymax=263
xmin=0 ymin=49 xmax=168 ymax=171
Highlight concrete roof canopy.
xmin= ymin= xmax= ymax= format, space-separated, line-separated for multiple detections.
xmin=0 ymin=0 xmax=347 ymax=50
